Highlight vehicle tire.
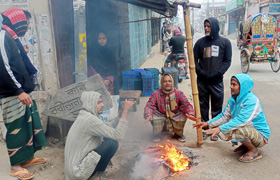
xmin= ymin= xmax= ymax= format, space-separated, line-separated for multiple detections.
xmin=240 ymin=51 xmax=250 ymax=73
xmin=271 ymin=53 xmax=280 ymax=72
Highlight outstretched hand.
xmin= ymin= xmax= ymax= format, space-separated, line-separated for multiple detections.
xmin=121 ymin=99 xmax=136 ymax=119
xmin=122 ymin=99 xmax=136 ymax=112
xmin=192 ymin=122 xmax=208 ymax=129
xmin=186 ymin=114 xmax=197 ymax=122
xmin=145 ymin=115 xmax=153 ymax=123
xmin=203 ymin=127 xmax=221 ymax=138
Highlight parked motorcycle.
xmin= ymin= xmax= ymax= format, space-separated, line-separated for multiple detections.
xmin=170 ymin=53 xmax=187 ymax=83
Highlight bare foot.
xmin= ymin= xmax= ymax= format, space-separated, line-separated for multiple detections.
xmin=10 ymin=165 xmax=33 ymax=179
xmin=234 ymin=144 xmax=248 ymax=152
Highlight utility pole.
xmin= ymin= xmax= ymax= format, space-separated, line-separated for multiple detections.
xmin=212 ymin=0 xmax=214 ymax=17
xmin=207 ymin=0 xmax=209 ymax=17
xmin=244 ymin=0 xmax=248 ymax=21
xmin=192 ymin=8 xmax=194 ymax=26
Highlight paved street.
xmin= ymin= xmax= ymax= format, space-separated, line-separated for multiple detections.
xmin=108 ymin=33 xmax=280 ymax=180
xmin=0 ymin=33 xmax=280 ymax=180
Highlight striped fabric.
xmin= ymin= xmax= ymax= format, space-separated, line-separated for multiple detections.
xmin=219 ymin=126 xmax=267 ymax=148
xmin=2 ymin=8 xmax=28 ymax=37
xmin=151 ymin=111 xmax=187 ymax=136
xmin=0 ymin=95 xmax=47 ymax=166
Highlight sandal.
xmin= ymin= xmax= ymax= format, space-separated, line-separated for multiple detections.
xmin=153 ymin=135 xmax=161 ymax=143
xmin=203 ymin=132 xmax=210 ymax=140
xmin=210 ymin=135 xmax=218 ymax=141
xmin=174 ymin=134 xmax=186 ymax=142
xmin=9 ymin=168 xmax=34 ymax=180
xmin=238 ymin=153 xmax=262 ymax=163
xmin=22 ymin=157 xmax=47 ymax=168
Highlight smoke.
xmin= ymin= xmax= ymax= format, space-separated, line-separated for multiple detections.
xmin=131 ymin=153 xmax=158 ymax=180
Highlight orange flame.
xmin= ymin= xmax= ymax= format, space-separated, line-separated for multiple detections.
xmin=157 ymin=141 xmax=189 ymax=172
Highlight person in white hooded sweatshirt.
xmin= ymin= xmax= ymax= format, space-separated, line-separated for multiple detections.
xmin=65 ymin=91 xmax=135 ymax=180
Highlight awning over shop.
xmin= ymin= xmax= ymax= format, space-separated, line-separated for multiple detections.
xmin=115 ymin=0 xmax=179 ymax=17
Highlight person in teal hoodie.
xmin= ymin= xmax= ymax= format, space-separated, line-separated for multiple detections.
xmin=193 ymin=74 xmax=270 ymax=163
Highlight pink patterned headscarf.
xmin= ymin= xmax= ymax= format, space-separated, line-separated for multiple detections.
xmin=174 ymin=28 xmax=182 ymax=36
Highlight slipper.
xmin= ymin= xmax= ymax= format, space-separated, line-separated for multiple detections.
xmin=238 ymin=153 xmax=262 ymax=163
xmin=174 ymin=134 xmax=186 ymax=142
xmin=210 ymin=135 xmax=218 ymax=141
xmin=22 ymin=157 xmax=47 ymax=168
xmin=153 ymin=135 xmax=161 ymax=143
xmin=203 ymin=132 xmax=210 ymax=140
xmin=9 ymin=168 xmax=34 ymax=180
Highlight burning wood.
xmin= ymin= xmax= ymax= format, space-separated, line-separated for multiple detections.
xmin=144 ymin=141 xmax=190 ymax=172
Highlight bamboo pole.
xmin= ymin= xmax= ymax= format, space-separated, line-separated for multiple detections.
xmin=183 ymin=6 xmax=203 ymax=147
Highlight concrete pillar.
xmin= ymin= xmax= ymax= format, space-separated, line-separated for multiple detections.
xmin=73 ymin=0 xmax=87 ymax=82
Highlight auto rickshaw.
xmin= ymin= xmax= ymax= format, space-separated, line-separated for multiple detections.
xmin=240 ymin=13 xmax=280 ymax=73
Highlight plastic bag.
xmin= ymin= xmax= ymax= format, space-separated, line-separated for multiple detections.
xmin=100 ymin=95 xmax=119 ymax=121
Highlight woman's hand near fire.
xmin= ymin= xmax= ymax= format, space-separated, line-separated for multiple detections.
xmin=145 ymin=115 xmax=153 ymax=123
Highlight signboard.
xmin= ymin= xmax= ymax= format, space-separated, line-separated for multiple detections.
xmin=236 ymin=0 xmax=244 ymax=6
xmin=43 ymin=74 xmax=112 ymax=121
xmin=226 ymin=0 xmax=243 ymax=12
xmin=269 ymin=3 xmax=280 ymax=14
xmin=226 ymin=0 xmax=237 ymax=12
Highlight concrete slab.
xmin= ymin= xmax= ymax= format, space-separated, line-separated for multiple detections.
xmin=43 ymin=74 xmax=112 ymax=121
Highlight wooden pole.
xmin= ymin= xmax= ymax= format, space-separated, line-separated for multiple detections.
xmin=183 ymin=5 xmax=203 ymax=147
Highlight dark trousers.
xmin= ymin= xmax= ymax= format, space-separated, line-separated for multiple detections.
xmin=91 ymin=138 xmax=119 ymax=177
xmin=197 ymin=80 xmax=224 ymax=128
xmin=162 ymin=40 xmax=165 ymax=52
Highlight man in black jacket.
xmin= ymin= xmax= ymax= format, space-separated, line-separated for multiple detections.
xmin=0 ymin=8 xmax=46 ymax=179
xmin=164 ymin=28 xmax=189 ymax=78
xmin=193 ymin=17 xmax=232 ymax=141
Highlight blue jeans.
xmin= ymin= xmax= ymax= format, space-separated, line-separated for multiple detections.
xmin=91 ymin=138 xmax=119 ymax=177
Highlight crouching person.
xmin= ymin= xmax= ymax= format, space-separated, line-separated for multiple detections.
xmin=65 ymin=91 xmax=135 ymax=180
xmin=144 ymin=74 xmax=196 ymax=143
xmin=193 ymin=74 xmax=270 ymax=163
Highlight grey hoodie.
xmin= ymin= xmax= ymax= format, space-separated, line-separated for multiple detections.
xmin=65 ymin=91 xmax=128 ymax=180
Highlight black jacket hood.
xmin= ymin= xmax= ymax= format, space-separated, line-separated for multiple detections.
xmin=204 ymin=17 xmax=220 ymax=39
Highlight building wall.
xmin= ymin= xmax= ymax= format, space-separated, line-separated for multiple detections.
xmin=0 ymin=0 xmax=59 ymax=96
xmin=128 ymin=4 xmax=148 ymax=69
